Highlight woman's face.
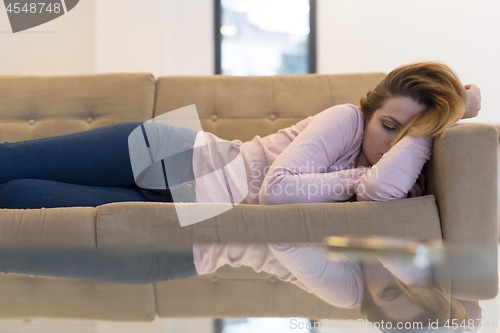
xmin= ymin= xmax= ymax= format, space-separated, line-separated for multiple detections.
xmin=363 ymin=261 xmax=426 ymax=321
xmin=360 ymin=96 xmax=427 ymax=166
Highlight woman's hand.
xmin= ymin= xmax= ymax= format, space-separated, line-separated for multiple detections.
xmin=462 ymin=84 xmax=481 ymax=119
xmin=457 ymin=299 xmax=482 ymax=332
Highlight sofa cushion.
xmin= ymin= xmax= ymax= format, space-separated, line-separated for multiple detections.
xmin=155 ymin=265 xmax=364 ymax=319
xmin=0 ymin=273 xmax=156 ymax=321
xmin=0 ymin=206 xmax=97 ymax=248
xmin=95 ymin=195 xmax=442 ymax=249
xmin=0 ymin=73 xmax=155 ymax=143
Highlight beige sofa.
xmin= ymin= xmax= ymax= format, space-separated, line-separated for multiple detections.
xmin=0 ymin=73 xmax=497 ymax=321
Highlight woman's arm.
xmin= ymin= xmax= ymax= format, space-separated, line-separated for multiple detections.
xmin=268 ymin=243 xmax=364 ymax=308
xmin=259 ymin=104 xmax=369 ymax=205
xmin=356 ymin=134 xmax=433 ymax=201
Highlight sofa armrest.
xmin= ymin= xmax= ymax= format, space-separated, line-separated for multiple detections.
xmin=425 ymin=122 xmax=498 ymax=299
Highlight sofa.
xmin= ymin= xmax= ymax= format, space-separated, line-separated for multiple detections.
xmin=0 ymin=72 xmax=497 ymax=321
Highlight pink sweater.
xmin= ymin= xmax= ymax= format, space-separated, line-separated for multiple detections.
xmin=192 ymin=104 xmax=434 ymax=308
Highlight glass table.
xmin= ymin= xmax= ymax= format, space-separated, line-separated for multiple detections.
xmin=0 ymin=237 xmax=497 ymax=333
xmin=323 ymin=236 xmax=498 ymax=333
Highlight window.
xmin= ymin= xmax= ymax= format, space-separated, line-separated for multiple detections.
xmin=215 ymin=0 xmax=317 ymax=75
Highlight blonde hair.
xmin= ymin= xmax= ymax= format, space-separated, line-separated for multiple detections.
xmin=360 ymin=275 xmax=466 ymax=327
xmin=359 ymin=61 xmax=467 ymax=194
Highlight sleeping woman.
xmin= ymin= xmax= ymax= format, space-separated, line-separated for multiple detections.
xmin=0 ymin=61 xmax=482 ymax=328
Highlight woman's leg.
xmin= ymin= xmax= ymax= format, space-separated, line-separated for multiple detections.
xmin=0 ymin=247 xmax=197 ymax=284
xmin=0 ymin=122 xmax=198 ymax=207
xmin=0 ymin=179 xmax=149 ymax=209
xmin=0 ymin=122 xmax=144 ymax=188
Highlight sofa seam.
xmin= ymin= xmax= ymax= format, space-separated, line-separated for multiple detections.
xmin=325 ymin=76 xmax=333 ymax=107
xmin=151 ymin=76 xmax=158 ymax=119
xmin=212 ymin=77 xmax=216 ymax=119
xmin=153 ymin=280 xmax=160 ymax=318
xmin=270 ymin=77 xmax=274 ymax=116
xmin=94 ymin=207 xmax=99 ymax=249
xmin=32 ymin=78 xmax=40 ymax=122
xmin=437 ymin=131 xmax=448 ymax=239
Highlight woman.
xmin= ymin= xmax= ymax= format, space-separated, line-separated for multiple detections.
xmin=361 ymin=258 xmax=482 ymax=332
xmin=0 ymin=62 xmax=482 ymax=324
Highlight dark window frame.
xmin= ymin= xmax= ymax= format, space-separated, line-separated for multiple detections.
xmin=214 ymin=0 xmax=317 ymax=75
xmin=214 ymin=318 xmax=319 ymax=333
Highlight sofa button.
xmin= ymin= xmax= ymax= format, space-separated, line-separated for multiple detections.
xmin=211 ymin=276 xmax=219 ymax=283
xmin=86 ymin=117 xmax=94 ymax=123
xmin=210 ymin=114 xmax=218 ymax=122
xmin=269 ymin=277 xmax=277 ymax=283
xmin=28 ymin=119 xmax=36 ymax=125
xmin=269 ymin=114 xmax=277 ymax=121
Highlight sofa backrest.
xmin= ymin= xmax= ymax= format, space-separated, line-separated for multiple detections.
xmin=0 ymin=73 xmax=155 ymax=143
xmin=154 ymin=73 xmax=386 ymax=142
xmin=0 ymin=72 xmax=386 ymax=143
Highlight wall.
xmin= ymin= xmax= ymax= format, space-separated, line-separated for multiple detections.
xmin=316 ymin=0 xmax=500 ymax=125
xmin=0 ymin=0 xmax=95 ymax=75
xmin=94 ymin=0 xmax=213 ymax=76
xmin=0 ymin=0 xmax=213 ymax=77
xmin=93 ymin=0 xmax=168 ymax=75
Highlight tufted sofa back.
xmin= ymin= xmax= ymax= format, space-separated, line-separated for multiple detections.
xmin=0 ymin=72 xmax=386 ymax=143
xmin=154 ymin=73 xmax=386 ymax=142
xmin=0 ymin=73 xmax=155 ymax=143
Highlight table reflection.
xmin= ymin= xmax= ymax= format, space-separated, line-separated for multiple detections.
xmin=0 ymin=241 xmax=491 ymax=332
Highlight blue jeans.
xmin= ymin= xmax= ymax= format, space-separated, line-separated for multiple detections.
xmin=0 ymin=247 xmax=197 ymax=283
xmin=0 ymin=122 xmax=197 ymax=208
xmin=0 ymin=122 xmax=198 ymax=282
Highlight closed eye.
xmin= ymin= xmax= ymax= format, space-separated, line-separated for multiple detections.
xmin=381 ymin=286 xmax=402 ymax=301
xmin=382 ymin=123 xmax=397 ymax=131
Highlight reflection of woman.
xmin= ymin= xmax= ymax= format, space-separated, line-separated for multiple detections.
xmin=362 ymin=259 xmax=482 ymax=331
xmin=0 ymin=62 xmax=482 ymax=325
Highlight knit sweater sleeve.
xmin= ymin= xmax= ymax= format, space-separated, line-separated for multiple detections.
xmin=259 ymin=104 xmax=368 ymax=205
xmin=356 ymin=134 xmax=433 ymax=201
xmin=267 ymin=243 xmax=364 ymax=308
